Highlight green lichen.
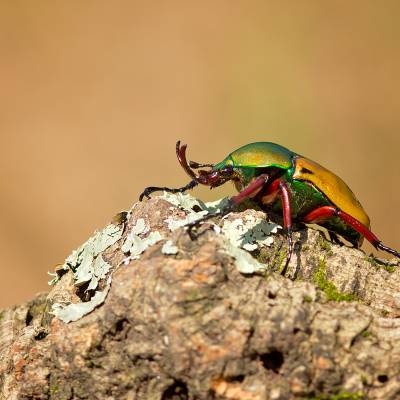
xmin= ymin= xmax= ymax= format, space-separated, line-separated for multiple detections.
xmin=49 ymin=385 xmax=59 ymax=395
xmin=184 ymin=289 xmax=207 ymax=302
xmin=304 ymin=392 xmax=364 ymax=400
xmin=303 ymin=295 xmax=313 ymax=303
xmin=361 ymin=330 xmax=372 ymax=338
xmin=317 ymin=235 xmax=333 ymax=256
xmin=255 ymin=245 xmax=283 ymax=272
xmin=313 ymin=259 xmax=358 ymax=302
xmin=27 ymin=300 xmax=47 ymax=322
xmin=180 ymin=289 xmax=213 ymax=315
xmin=383 ymin=265 xmax=397 ymax=273
xmin=361 ymin=375 xmax=369 ymax=386
xmin=278 ymin=250 xmax=288 ymax=273
xmin=365 ymin=256 xmax=396 ymax=273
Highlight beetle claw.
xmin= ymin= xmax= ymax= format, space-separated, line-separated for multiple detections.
xmin=186 ymin=222 xmax=201 ymax=240
xmin=187 ymin=225 xmax=198 ymax=241
xmin=139 ymin=188 xmax=152 ymax=201
xmin=186 ymin=219 xmax=216 ymax=240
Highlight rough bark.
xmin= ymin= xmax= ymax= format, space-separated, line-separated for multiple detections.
xmin=1 ymin=196 xmax=399 ymax=400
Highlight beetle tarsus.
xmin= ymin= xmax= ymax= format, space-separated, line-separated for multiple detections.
xmin=187 ymin=223 xmax=204 ymax=241
xmin=281 ymin=227 xmax=293 ymax=276
xmin=187 ymin=225 xmax=197 ymax=240
xmin=185 ymin=201 xmax=234 ymax=240
xmin=139 ymin=187 xmax=153 ymax=201
xmin=328 ymin=231 xmax=346 ymax=246
xmin=139 ymin=180 xmax=198 ymax=201
xmin=376 ymin=242 xmax=400 ymax=260
xmin=185 ymin=219 xmax=211 ymax=241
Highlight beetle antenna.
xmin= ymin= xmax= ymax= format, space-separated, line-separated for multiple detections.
xmin=189 ymin=160 xmax=214 ymax=169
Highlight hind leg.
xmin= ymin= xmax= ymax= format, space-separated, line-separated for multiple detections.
xmin=303 ymin=206 xmax=400 ymax=259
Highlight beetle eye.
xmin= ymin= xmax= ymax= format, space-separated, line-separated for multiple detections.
xmin=221 ymin=165 xmax=233 ymax=175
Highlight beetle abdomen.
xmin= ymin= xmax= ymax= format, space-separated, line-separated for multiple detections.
xmin=262 ymin=178 xmax=362 ymax=246
xmin=292 ymin=156 xmax=370 ymax=229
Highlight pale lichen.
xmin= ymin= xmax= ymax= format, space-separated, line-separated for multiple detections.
xmin=50 ymin=223 xmax=124 ymax=323
xmin=49 ymin=223 xmax=123 ymax=287
xmin=221 ymin=213 xmax=281 ymax=251
xmin=224 ymin=242 xmax=268 ymax=274
xmin=161 ymin=193 xmax=280 ymax=274
xmin=161 ymin=240 xmax=179 ymax=255
xmin=163 ymin=192 xmax=229 ymax=231
xmin=165 ymin=212 xmax=208 ymax=231
xmin=121 ymin=218 xmax=163 ymax=263
xmin=52 ymin=277 xmax=112 ymax=323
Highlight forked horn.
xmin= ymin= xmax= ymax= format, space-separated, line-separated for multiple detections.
xmin=176 ymin=141 xmax=218 ymax=186
xmin=176 ymin=141 xmax=197 ymax=180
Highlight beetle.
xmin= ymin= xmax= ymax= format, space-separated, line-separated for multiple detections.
xmin=140 ymin=141 xmax=399 ymax=273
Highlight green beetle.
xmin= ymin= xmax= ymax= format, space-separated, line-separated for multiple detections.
xmin=140 ymin=141 xmax=399 ymax=273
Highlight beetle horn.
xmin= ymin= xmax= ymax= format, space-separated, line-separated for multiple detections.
xmin=176 ymin=141 xmax=198 ymax=180
xmin=176 ymin=141 xmax=216 ymax=185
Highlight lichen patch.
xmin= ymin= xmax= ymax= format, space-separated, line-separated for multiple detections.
xmin=49 ymin=223 xmax=123 ymax=323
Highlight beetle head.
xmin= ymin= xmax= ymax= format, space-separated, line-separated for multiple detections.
xmin=176 ymin=141 xmax=234 ymax=188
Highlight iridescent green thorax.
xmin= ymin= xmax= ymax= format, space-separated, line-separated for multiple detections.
xmin=214 ymin=142 xmax=295 ymax=170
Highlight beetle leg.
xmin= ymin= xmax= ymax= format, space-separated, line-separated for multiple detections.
xmin=264 ymin=179 xmax=293 ymax=275
xmin=139 ymin=179 xmax=198 ymax=201
xmin=303 ymin=206 xmax=400 ymax=259
xmin=277 ymin=180 xmax=293 ymax=276
xmin=186 ymin=174 xmax=269 ymax=238
xmin=327 ymin=231 xmax=345 ymax=245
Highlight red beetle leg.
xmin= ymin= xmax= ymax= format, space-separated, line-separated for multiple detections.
xmin=303 ymin=206 xmax=400 ymax=259
xmin=274 ymin=180 xmax=293 ymax=276
xmin=230 ymin=174 xmax=270 ymax=205
xmin=256 ymin=178 xmax=294 ymax=275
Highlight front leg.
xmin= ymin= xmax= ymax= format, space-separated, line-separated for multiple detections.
xmin=139 ymin=179 xmax=198 ymax=201
xmin=186 ymin=174 xmax=269 ymax=238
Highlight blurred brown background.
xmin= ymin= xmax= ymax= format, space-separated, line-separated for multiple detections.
xmin=1 ymin=1 xmax=399 ymax=309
